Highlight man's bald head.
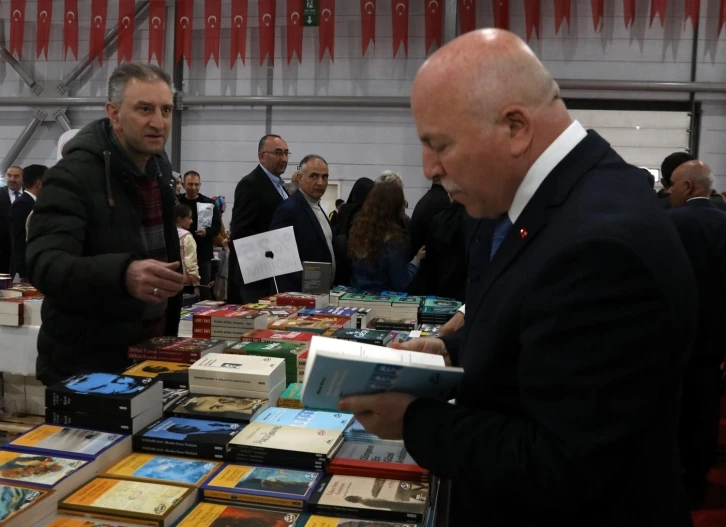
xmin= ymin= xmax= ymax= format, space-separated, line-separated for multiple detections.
xmin=669 ymin=160 xmax=714 ymax=208
xmin=411 ymin=29 xmax=572 ymax=218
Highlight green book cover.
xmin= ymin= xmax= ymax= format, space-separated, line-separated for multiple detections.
xmin=280 ymin=383 xmax=303 ymax=401
xmin=226 ymin=342 xmax=307 ymax=386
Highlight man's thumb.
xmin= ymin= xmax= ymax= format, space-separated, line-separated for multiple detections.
xmin=163 ymin=261 xmax=181 ymax=270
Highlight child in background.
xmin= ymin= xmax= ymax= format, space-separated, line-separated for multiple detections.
xmin=176 ymin=203 xmax=200 ymax=296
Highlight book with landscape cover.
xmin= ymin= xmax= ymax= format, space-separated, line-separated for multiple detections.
xmin=5 ymin=425 xmax=131 ymax=466
xmin=0 ymin=451 xmax=94 ymax=497
xmin=0 ymin=483 xmax=56 ymax=526
xmin=166 ymin=394 xmax=269 ymax=423
xmin=253 ymin=408 xmax=353 ymax=432
xmin=308 ymin=475 xmax=429 ymax=523
xmin=301 ymin=336 xmax=463 ymax=411
xmin=328 ymin=442 xmax=429 ymax=483
xmin=128 ymin=337 xmax=227 ymax=363
xmin=101 ymin=453 xmax=219 ymax=487
xmin=201 ymin=463 xmax=322 ymax=510
xmin=134 ymin=417 xmax=244 ymax=461
xmin=45 ymin=373 xmax=162 ymax=419
xmin=176 ymin=502 xmax=301 ymax=527
xmin=58 ymin=477 xmax=196 ymax=527
xmin=228 ymin=423 xmax=343 ymax=463
xmin=189 ymin=354 xmax=286 ymax=392
xmin=45 ymin=404 xmax=163 ymax=436
xmin=123 ymin=361 xmax=190 ymax=390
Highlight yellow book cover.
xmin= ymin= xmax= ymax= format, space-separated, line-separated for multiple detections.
xmin=102 ymin=454 xmax=219 ymax=487
xmin=176 ymin=502 xmax=299 ymax=527
xmin=123 ymin=362 xmax=190 ymax=379
xmin=59 ymin=478 xmax=191 ymax=521
xmin=8 ymin=425 xmax=124 ymax=458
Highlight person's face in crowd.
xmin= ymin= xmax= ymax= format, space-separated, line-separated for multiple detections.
xmin=175 ymin=179 xmax=183 ymax=195
xmin=258 ymin=137 xmax=289 ymax=176
xmin=5 ymin=167 xmax=22 ymax=192
xmin=184 ymin=174 xmax=201 ymax=200
xmin=178 ymin=213 xmax=193 ymax=231
xmin=105 ymin=78 xmax=173 ymax=164
xmin=298 ymin=158 xmax=329 ymax=201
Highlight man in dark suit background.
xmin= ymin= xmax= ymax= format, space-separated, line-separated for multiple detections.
xmin=340 ymin=30 xmax=697 ymax=526
xmin=660 ymin=151 xmax=726 ymax=211
xmin=667 ymin=160 xmax=726 ymax=508
xmin=9 ymin=164 xmax=46 ymax=280
xmin=408 ymin=176 xmax=450 ymax=258
xmin=228 ymin=135 xmax=289 ymax=303
xmin=0 ymin=165 xmax=23 ymax=274
xmin=269 ymin=155 xmax=335 ymax=293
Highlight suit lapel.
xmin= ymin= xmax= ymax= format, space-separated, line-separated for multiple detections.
xmin=466 ymin=131 xmax=612 ymax=324
xmin=256 ymin=165 xmax=285 ymax=205
xmin=298 ymin=191 xmax=328 ymax=248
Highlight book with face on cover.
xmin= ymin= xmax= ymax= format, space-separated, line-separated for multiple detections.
xmin=176 ymin=502 xmax=302 ymax=527
xmin=123 ymin=361 xmax=190 ymax=390
xmin=0 ymin=483 xmax=56 ymax=526
xmin=165 ymin=394 xmax=270 ymax=423
xmin=58 ymin=477 xmax=196 ymax=527
xmin=134 ymin=417 xmax=244 ymax=461
xmin=0 ymin=450 xmax=95 ymax=497
xmin=101 ymin=453 xmax=220 ymax=487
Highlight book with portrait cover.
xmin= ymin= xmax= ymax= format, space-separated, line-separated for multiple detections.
xmin=101 ymin=453 xmax=220 ymax=488
xmin=134 ymin=417 xmax=244 ymax=461
xmin=58 ymin=477 xmax=196 ymax=527
xmin=0 ymin=483 xmax=56 ymax=526
xmin=123 ymin=361 xmax=190 ymax=390
xmin=5 ymin=425 xmax=131 ymax=466
xmin=127 ymin=336 xmax=227 ymax=363
xmin=201 ymin=463 xmax=322 ymax=510
xmin=176 ymin=502 xmax=301 ymax=527
xmin=45 ymin=373 xmax=162 ymax=418
xmin=165 ymin=394 xmax=270 ymax=423
xmin=162 ymin=388 xmax=189 ymax=411
xmin=308 ymin=475 xmax=429 ymax=523
xmin=0 ymin=450 xmax=94 ymax=497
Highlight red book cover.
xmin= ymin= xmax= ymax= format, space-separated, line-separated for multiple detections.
xmin=329 ymin=442 xmax=429 ymax=483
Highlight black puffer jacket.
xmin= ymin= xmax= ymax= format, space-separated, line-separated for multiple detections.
xmin=27 ymin=119 xmax=182 ymax=385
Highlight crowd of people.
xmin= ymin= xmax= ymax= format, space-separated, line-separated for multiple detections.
xmin=0 ymin=27 xmax=723 ymax=525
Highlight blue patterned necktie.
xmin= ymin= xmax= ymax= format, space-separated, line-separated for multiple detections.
xmin=490 ymin=214 xmax=513 ymax=260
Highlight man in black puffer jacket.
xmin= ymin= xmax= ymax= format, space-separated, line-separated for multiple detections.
xmin=27 ymin=63 xmax=185 ymax=386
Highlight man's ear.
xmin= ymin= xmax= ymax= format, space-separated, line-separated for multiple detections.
xmin=502 ymin=105 xmax=534 ymax=158
xmin=105 ymin=102 xmax=120 ymax=126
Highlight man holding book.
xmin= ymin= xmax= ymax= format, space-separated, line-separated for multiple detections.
xmin=340 ymin=30 xmax=697 ymax=526
xmin=27 ymin=63 xmax=185 ymax=385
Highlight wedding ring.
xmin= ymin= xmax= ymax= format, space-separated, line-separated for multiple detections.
xmin=153 ymin=288 xmax=158 ymax=296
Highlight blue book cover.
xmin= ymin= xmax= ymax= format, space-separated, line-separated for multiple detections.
xmin=0 ymin=483 xmax=51 ymax=522
xmin=139 ymin=417 xmax=243 ymax=445
xmin=103 ymin=453 xmax=219 ymax=486
xmin=301 ymin=337 xmax=463 ymax=412
xmin=253 ymin=408 xmax=354 ymax=431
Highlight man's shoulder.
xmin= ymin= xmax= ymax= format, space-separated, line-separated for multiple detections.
xmin=197 ymin=194 xmax=216 ymax=205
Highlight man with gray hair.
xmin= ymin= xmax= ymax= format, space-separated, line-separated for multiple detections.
xmin=667 ymin=159 xmax=726 ymax=508
xmin=27 ymin=62 xmax=184 ymax=385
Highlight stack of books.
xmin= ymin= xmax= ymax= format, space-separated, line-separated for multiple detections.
xmin=128 ymin=336 xmax=227 ymax=363
xmin=296 ymin=306 xmax=372 ymax=329
xmin=22 ymin=297 xmax=43 ymax=326
xmin=267 ymin=315 xmax=346 ymax=336
xmin=225 ymin=341 xmax=308 ymax=387
xmin=241 ymin=329 xmax=315 ymax=346
xmin=44 ymin=373 xmax=164 ymax=435
xmin=328 ymin=441 xmax=429 ymax=482
xmin=329 ymin=285 xmax=365 ymax=306
xmin=268 ymin=292 xmax=330 ymax=309
xmin=0 ymin=297 xmax=23 ymax=326
xmin=134 ymin=416 xmax=244 ymax=460
xmin=188 ymin=353 xmax=287 ymax=404
xmin=192 ymin=308 xmax=268 ymax=339
xmin=252 ymin=407 xmax=354 ymax=431
xmin=165 ymin=393 xmax=270 ymax=423
xmin=0 ymin=273 xmax=12 ymax=289
xmin=178 ymin=305 xmax=225 ymax=337
xmin=278 ymin=383 xmax=304 ymax=409
xmin=419 ymin=298 xmax=463 ymax=324
xmin=242 ymin=303 xmax=301 ymax=325
xmin=368 ymin=317 xmax=419 ymax=331
xmin=390 ymin=296 xmax=424 ymax=320
xmin=101 ymin=452 xmax=220 ymax=489
xmin=124 ymin=360 xmax=190 ymax=390
xmin=0 ymin=483 xmax=57 ymax=525
xmin=330 ymin=328 xmax=393 ymax=346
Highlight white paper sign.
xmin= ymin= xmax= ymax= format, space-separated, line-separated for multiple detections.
xmin=233 ymin=227 xmax=303 ymax=284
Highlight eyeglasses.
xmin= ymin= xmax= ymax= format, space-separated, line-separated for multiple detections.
xmin=260 ymin=150 xmax=291 ymax=157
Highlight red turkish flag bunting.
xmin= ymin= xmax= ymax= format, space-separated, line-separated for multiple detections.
xmin=89 ymin=0 xmax=108 ymax=66
xmin=424 ymin=0 xmax=442 ymax=54
xmin=458 ymin=0 xmax=476 ymax=34
xmin=391 ymin=0 xmax=409 ymax=58
xmin=684 ymin=0 xmax=700 ymax=29
xmin=9 ymin=0 xmax=26 ymax=59
xmin=524 ymin=0 xmax=540 ymax=41
xmin=720 ymin=0 xmax=726 ymax=36
xmin=360 ymin=0 xmax=376 ymax=55
xmin=175 ymin=0 xmax=194 ymax=66
xmin=259 ymin=0 xmax=276 ymax=65
xmin=231 ymin=0 xmax=248 ymax=67
xmin=554 ymin=0 xmax=570 ymax=34
xmin=623 ymin=0 xmax=636 ymax=28
xmin=205 ymin=0 xmax=222 ymax=66
xmin=117 ymin=0 xmax=135 ymax=64
xmin=148 ymin=0 xmax=165 ymax=63
xmin=64 ymin=0 xmax=78 ymax=59
xmin=650 ymin=0 xmax=667 ymax=27
xmin=319 ymin=0 xmax=335 ymax=61
xmin=36 ymin=0 xmax=52 ymax=59
xmin=591 ymin=0 xmax=604 ymax=32
xmin=492 ymin=0 xmax=509 ymax=30
xmin=287 ymin=0 xmax=303 ymax=64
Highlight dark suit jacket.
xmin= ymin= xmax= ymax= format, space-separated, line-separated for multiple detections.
xmin=268 ymin=189 xmax=334 ymax=293
xmin=0 ymin=187 xmax=11 ymax=274
xmin=228 ymin=165 xmax=287 ymax=303
xmin=402 ymin=131 xmax=697 ymax=526
xmin=408 ymin=183 xmax=450 ymax=258
xmin=9 ymin=191 xmax=35 ymax=278
xmin=667 ymin=198 xmax=726 ymax=364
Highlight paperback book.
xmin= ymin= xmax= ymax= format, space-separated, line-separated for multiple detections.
xmin=127 ymin=337 xmax=227 ymax=363
xmin=328 ymin=442 xmax=429 ymax=483
xmin=225 ymin=341 xmax=309 ymax=387
xmin=253 ymin=408 xmax=354 ymax=432
xmin=189 ymin=354 xmax=286 ymax=393
xmin=241 ymin=330 xmax=315 ymax=345
xmin=0 ymin=483 xmax=56 ymax=526
xmin=0 ymin=451 xmax=93 ymax=495
xmin=165 ymin=394 xmax=270 ymax=423
xmin=123 ymin=361 xmax=190 ymax=390
xmin=278 ymin=384 xmax=303 ymax=409
xmin=45 ymin=404 xmax=163 ymax=436
xmin=176 ymin=502 xmax=301 ymax=527
xmin=331 ymin=329 xmax=393 ymax=347
xmin=101 ymin=453 xmax=220 ymax=487
xmin=134 ymin=417 xmax=244 ymax=461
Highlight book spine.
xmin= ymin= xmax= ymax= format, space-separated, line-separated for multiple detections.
xmin=57 ymin=508 xmax=160 ymax=527
xmin=229 ymin=443 xmax=327 ymax=460
xmin=45 ymin=408 xmax=134 ymax=434
xmin=308 ymin=502 xmax=423 ymax=523
xmin=192 ymin=327 xmax=213 ymax=338
xmin=227 ymin=450 xmax=325 ymax=471
xmin=127 ymin=350 xmax=202 ymax=363
xmin=133 ymin=436 xmax=227 ymax=461
xmin=202 ymin=489 xmax=304 ymax=510
xmin=188 ymin=372 xmax=276 ymax=390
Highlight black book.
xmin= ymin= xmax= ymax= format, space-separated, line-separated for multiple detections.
xmin=165 ymin=394 xmax=270 ymax=424
xmin=133 ymin=416 xmax=244 ymax=461
xmin=226 ymin=450 xmax=327 ymax=472
xmin=302 ymin=261 xmax=332 ymax=295
xmin=46 ymin=404 xmax=163 ymax=435
xmin=45 ymin=373 xmax=162 ymax=418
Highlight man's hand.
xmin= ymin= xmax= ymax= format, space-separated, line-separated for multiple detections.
xmin=439 ymin=311 xmax=465 ymax=337
xmin=338 ymin=392 xmax=416 ymax=440
xmin=195 ymin=229 xmax=207 ymax=237
xmin=391 ymin=337 xmax=451 ymax=367
xmin=125 ymin=260 xmax=184 ymax=303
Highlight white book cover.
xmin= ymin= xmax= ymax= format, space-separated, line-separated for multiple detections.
xmin=301 ymin=336 xmax=463 ymax=411
xmin=189 ymin=354 xmax=285 ymax=390
xmin=229 ymin=422 xmax=342 ymax=456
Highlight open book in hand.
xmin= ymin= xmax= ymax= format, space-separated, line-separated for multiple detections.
xmin=301 ymin=335 xmax=464 ymax=410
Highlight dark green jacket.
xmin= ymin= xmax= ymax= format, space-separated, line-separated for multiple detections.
xmin=27 ymin=119 xmax=182 ymax=385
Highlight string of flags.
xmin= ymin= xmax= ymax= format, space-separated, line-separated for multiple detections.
xmin=5 ymin=0 xmax=726 ymax=67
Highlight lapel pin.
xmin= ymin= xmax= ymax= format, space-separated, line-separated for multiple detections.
xmin=520 ymin=228 xmax=528 ymax=239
